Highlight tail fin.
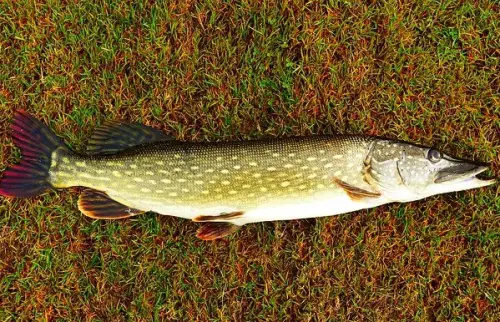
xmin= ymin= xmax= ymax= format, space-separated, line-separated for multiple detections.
xmin=0 ymin=110 xmax=67 ymax=197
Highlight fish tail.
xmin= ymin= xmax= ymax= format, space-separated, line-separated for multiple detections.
xmin=0 ymin=110 xmax=70 ymax=197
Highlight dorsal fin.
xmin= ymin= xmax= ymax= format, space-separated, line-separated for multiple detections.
xmin=78 ymin=189 xmax=144 ymax=219
xmin=86 ymin=121 xmax=174 ymax=155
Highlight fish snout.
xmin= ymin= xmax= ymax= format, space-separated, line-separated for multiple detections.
xmin=434 ymin=159 xmax=495 ymax=187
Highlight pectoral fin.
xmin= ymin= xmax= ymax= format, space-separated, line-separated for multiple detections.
xmin=196 ymin=222 xmax=240 ymax=240
xmin=333 ymin=178 xmax=381 ymax=201
xmin=78 ymin=189 xmax=144 ymax=219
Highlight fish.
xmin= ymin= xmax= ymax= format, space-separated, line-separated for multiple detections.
xmin=0 ymin=111 xmax=496 ymax=240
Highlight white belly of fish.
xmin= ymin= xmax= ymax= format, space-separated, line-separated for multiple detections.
xmin=237 ymin=192 xmax=390 ymax=225
xmin=109 ymin=190 xmax=390 ymax=226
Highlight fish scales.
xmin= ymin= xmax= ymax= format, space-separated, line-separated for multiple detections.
xmin=50 ymin=136 xmax=373 ymax=212
xmin=0 ymin=111 xmax=495 ymax=240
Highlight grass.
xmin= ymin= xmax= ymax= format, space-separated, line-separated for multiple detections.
xmin=0 ymin=0 xmax=499 ymax=320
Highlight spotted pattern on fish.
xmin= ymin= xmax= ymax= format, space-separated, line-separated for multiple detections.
xmin=3 ymin=110 xmax=495 ymax=242
xmin=49 ymin=136 xmax=372 ymax=206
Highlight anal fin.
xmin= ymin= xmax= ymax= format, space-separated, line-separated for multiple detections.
xmin=78 ymin=189 xmax=143 ymax=219
xmin=333 ymin=178 xmax=381 ymax=201
xmin=196 ymin=222 xmax=240 ymax=240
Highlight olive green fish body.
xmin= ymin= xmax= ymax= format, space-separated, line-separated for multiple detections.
xmin=0 ymin=111 xmax=495 ymax=239
xmin=49 ymin=136 xmax=379 ymax=225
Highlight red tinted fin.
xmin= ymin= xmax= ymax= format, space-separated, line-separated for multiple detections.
xmin=0 ymin=110 xmax=68 ymax=197
xmin=196 ymin=222 xmax=241 ymax=240
xmin=78 ymin=189 xmax=143 ymax=219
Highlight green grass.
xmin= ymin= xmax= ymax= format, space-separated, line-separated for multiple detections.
xmin=0 ymin=0 xmax=499 ymax=320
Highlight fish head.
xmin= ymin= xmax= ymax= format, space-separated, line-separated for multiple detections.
xmin=366 ymin=140 xmax=496 ymax=201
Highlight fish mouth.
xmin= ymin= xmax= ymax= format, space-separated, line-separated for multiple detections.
xmin=435 ymin=161 xmax=496 ymax=188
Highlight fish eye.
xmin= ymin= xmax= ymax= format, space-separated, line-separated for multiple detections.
xmin=427 ymin=149 xmax=442 ymax=163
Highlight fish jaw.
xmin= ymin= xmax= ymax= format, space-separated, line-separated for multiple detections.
xmin=427 ymin=166 xmax=496 ymax=196
xmin=392 ymin=166 xmax=496 ymax=202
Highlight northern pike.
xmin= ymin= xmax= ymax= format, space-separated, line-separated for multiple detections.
xmin=0 ymin=111 xmax=495 ymax=240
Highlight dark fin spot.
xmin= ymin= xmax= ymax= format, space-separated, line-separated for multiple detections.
xmin=196 ymin=222 xmax=240 ymax=240
xmin=333 ymin=178 xmax=381 ymax=201
xmin=86 ymin=121 xmax=174 ymax=155
xmin=193 ymin=211 xmax=244 ymax=222
xmin=78 ymin=189 xmax=143 ymax=219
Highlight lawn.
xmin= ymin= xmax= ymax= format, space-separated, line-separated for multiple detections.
xmin=0 ymin=0 xmax=499 ymax=320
